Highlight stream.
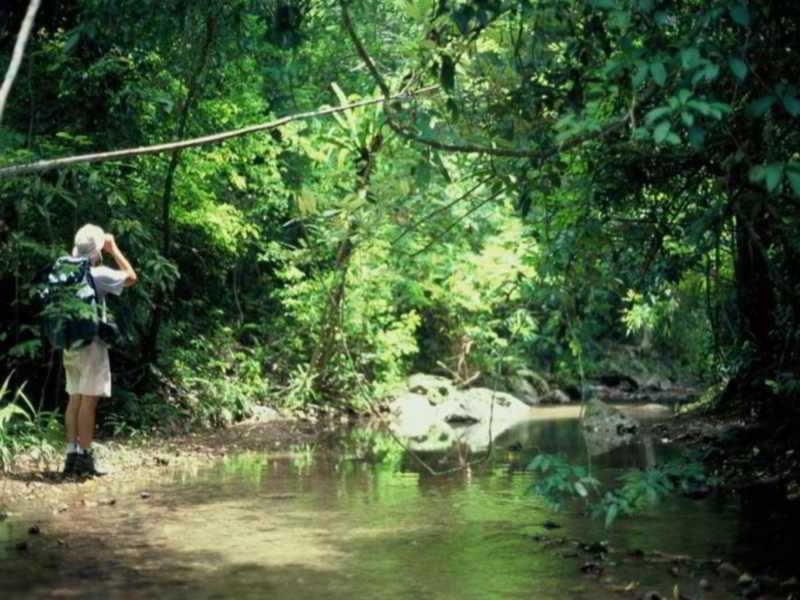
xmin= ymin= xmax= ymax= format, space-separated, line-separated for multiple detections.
xmin=0 ymin=406 xmax=751 ymax=599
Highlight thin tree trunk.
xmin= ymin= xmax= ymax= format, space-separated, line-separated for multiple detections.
xmin=140 ymin=15 xmax=217 ymax=364
xmin=310 ymin=133 xmax=384 ymax=396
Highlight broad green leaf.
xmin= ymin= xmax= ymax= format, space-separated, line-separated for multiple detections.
xmin=677 ymin=89 xmax=691 ymax=104
xmin=665 ymin=132 xmax=681 ymax=145
xmin=650 ymin=62 xmax=667 ymax=86
xmin=632 ymin=61 xmax=649 ymax=87
xmin=605 ymin=503 xmax=619 ymax=528
xmin=728 ymin=57 xmax=748 ymax=81
xmin=704 ymin=63 xmax=720 ymax=82
xmin=782 ymin=95 xmax=800 ymax=117
xmin=591 ymin=0 xmax=616 ymax=8
xmin=681 ymin=111 xmax=695 ymax=127
xmin=687 ymin=99 xmax=711 ymax=116
xmin=766 ymin=163 xmax=784 ymax=192
xmin=653 ymin=121 xmax=671 ymax=143
xmin=787 ymin=168 xmax=800 ymax=197
xmin=729 ymin=3 xmax=750 ymax=27
xmin=748 ymin=96 xmax=776 ymax=117
xmin=609 ymin=10 xmax=631 ymax=30
xmin=654 ymin=11 xmax=670 ymax=26
xmin=688 ymin=126 xmax=705 ymax=147
xmin=748 ymin=165 xmax=766 ymax=183
xmin=680 ymin=48 xmax=700 ymax=70
xmin=638 ymin=0 xmax=654 ymax=12
xmin=645 ymin=106 xmax=671 ymax=125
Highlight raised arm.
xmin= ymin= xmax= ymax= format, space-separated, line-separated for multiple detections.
xmin=103 ymin=234 xmax=137 ymax=287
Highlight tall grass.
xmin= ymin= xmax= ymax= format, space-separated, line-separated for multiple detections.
xmin=0 ymin=375 xmax=62 ymax=471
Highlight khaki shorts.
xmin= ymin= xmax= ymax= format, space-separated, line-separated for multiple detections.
xmin=63 ymin=339 xmax=112 ymax=398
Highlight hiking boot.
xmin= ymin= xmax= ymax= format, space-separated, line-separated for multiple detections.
xmin=62 ymin=452 xmax=79 ymax=478
xmin=74 ymin=450 xmax=108 ymax=478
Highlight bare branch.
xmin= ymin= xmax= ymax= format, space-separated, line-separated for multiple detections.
xmin=0 ymin=0 xmax=41 ymax=124
xmin=0 ymin=86 xmax=437 ymax=178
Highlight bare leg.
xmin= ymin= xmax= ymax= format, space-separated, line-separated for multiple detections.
xmin=77 ymin=395 xmax=98 ymax=449
xmin=65 ymin=394 xmax=81 ymax=445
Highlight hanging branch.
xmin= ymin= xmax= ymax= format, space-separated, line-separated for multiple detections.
xmin=339 ymin=0 xmax=641 ymax=161
xmin=0 ymin=86 xmax=438 ymax=179
xmin=0 ymin=0 xmax=41 ymax=124
xmin=409 ymin=187 xmax=507 ymax=258
xmin=390 ymin=174 xmax=492 ymax=245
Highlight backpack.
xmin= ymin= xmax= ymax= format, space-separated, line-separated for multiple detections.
xmin=37 ymin=256 xmax=99 ymax=350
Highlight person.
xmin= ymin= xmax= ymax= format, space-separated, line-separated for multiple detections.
xmin=62 ymin=224 xmax=137 ymax=477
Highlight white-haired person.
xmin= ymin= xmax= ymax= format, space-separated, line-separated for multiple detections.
xmin=63 ymin=224 xmax=137 ymax=477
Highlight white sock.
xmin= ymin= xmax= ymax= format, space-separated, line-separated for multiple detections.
xmin=65 ymin=442 xmax=79 ymax=456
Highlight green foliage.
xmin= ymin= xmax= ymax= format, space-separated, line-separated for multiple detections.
xmin=528 ymin=452 xmax=715 ymax=528
xmin=526 ymin=453 xmax=601 ymax=510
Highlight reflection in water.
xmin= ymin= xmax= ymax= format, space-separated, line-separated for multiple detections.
xmin=0 ymin=407 xmax=737 ymax=600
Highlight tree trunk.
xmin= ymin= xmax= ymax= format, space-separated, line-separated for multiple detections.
xmin=733 ymin=194 xmax=775 ymax=367
xmin=140 ymin=15 xmax=216 ymax=365
xmin=721 ymin=193 xmax=778 ymax=413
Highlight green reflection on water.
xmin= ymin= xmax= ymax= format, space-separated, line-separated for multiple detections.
xmin=0 ymin=413 xmax=738 ymax=600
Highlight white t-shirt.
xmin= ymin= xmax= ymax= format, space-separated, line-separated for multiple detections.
xmin=91 ymin=266 xmax=128 ymax=301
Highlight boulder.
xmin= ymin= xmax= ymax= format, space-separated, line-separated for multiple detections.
xmin=582 ymin=399 xmax=641 ymax=457
xmin=538 ymin=389 xmax=571 ymax=404
xmin=507 ymin=369 xmax=551 ymax=405
xmin=387 ymin=374 xmax=533 ymax=451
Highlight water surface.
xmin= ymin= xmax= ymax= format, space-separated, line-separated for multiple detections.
xmin=0 ymin=406 xmax=740 ymax=599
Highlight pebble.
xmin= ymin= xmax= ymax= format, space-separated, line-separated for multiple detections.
xmin=781 ymin=576 xmax=798 ymax=589
xmin=717 ymin=562 xmax=740 ymax=578
xmin=580 ymin=561 xmax=604 ymax=576
xmin=737 ymin=573 xmax=754 ymax=586
xmin=698 ymin=578 xmax=711 ymax=590
xmin=139 ymin=492 xmax=151 ymax=500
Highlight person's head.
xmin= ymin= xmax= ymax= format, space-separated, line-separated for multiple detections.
xmin=72 ymin=224 xmax=105 ymax=265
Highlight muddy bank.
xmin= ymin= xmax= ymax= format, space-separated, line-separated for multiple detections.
xmin=0 ymin=417 xmax=321 ymax=515
xmin=644 ymin=408 xmax=800 ymax=580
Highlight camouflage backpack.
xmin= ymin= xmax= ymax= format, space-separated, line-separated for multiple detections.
xmin=37 ymin=256 xmax=99 ymax=350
